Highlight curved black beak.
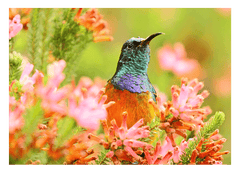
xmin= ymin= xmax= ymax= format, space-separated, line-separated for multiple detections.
xmin=140 ymin=32 xmax=165 ymax=46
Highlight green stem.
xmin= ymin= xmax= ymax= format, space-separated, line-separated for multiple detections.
xmin=11 ymin=38 xmax=15 ymax=53
xmin=99 ymin=155 xmax=107 ymax=165
xmin=41 ymin=9 xmax=51 ymax=71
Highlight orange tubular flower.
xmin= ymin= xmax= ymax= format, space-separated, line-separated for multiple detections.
xmin=74 ymin=8 xmax=113 ymax=43
xmin=189 ymin=130 xmax=229 ymax=165
xmin=65 ymin=139 xmax=97 ymax=165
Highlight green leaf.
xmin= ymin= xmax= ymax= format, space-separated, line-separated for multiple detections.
xmin=94 ymin=147 xmax=111 ymax=165
xmin=165 ymin=113 xmax=173 ymax=120
xmin=22 ymin=101 xmax=44 ymax=145
xmin=9 ymin=51 xmax=23 ymax=84
xmin=55 ymin=116 xmax=77 ymax=148
xmin=50 ymin=8 xmax=93 ymax=85
xmin=27 ymin=8 xmax=41 ymax=71
xmin=9 ymin=80 xmax=23 ymax=101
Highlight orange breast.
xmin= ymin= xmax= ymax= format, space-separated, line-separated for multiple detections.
xmin=104 ymin=81 xmax=157 ymax=128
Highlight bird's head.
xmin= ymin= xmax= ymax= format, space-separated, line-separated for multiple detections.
xmin=115 ymin=32 xmax=164 ymax=75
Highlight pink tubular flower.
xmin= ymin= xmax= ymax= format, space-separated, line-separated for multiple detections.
xmin=88 ymin=112 xmax=152 ymax=163
xmin=170 ymin=78 xmax=212 ymax=127
xmin=47 ymin=60 xmax=66 ymax=88
xmin=153 ymin=85 xmax=167 ymax=111
xmin=9 ymin=63 xmax=44 ymax=133
xmin=68 ymin=95 xmax=108 ymax=130
xmin=157 ymin=78 xmax=212 ymax=147
xmin=17 ymin=59 xmax=110 ymax=130
xmin=9 ymin=14 xmax=23 ymax=39
xmin=73 ymin=76 xmax=107 ymax=98
xmin=8 ymin=102 xmax=25 ymax=134
xmin=9 ymin=96 xmax=17 ymax=107
xmin=144 ymin=136 xmax=189 ymax=165
xmin=34 ymin=60 xmax=69 ymax=116
xmin=19 ymin=63 xmax=44 ymax=92
xmin=68 ymin=76 xmax=110 ymax=130
xmin=158 ymin=42 xmax=201 ymax=78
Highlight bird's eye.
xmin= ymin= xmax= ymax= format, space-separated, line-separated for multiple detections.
xmin=132 ymin=41 xmax=140 ymax=47
xmin=127 ymin=44 xmax=133 ymax=49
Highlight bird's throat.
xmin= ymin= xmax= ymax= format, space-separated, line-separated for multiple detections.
xmin=111 ymin=72 xmax=149 ymax=94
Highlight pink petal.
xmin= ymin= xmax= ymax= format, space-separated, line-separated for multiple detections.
xmin=187 ymin=95 xmax=204 ymax=108
xmin=173 ymin=42 xmax=186 ymax=60
xmin=144 ymin=149 xmax=153 ymax=164
xmin=153 ymin=141 xmax=162 ymax=162
xmin=19 ymin=63 xmax=34 ymax=83
xmin=189 ymin=82 xmax=204 ymax=98
xmin=172 ymin=92 xmax=179 ymax=108
xmin=127 ymin=118 xmax=144 ymax=136
xmin=124 ymin=146 xmax=140 ymax=160
xmin=178 ymin=84 xmax=190 ymax=108
xmin=158 ymin=46 xmax=177 ymax=70
xmin=173 ymin=146 xmax=180 ymax=163
xmin=106 ymin=151 xmax=114 ymax=158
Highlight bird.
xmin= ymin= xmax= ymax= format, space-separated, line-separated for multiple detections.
xmin=103 ymin=33 xmax=164 ymax=128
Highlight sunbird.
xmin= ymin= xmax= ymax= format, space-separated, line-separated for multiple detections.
xmin=104 ymin=33 xmax=164 ymax=128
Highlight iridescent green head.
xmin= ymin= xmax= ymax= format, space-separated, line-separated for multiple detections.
xmin=111 ymin=33 xmax=164 ymax=100
xmin=115 ymin=33 xmax=164 ymax=75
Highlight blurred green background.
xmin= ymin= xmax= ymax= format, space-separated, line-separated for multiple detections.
xmin=14 ymin=8 xmax=231 ymax=164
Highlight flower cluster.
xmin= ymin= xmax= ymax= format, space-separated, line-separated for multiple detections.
xmin=88 ymin=112 xmax=152 ymax=164
xmin=88 ymin=112 xmax=198 ymax=165
xmin=33 ymin=117 xmax=97 ymax=164
xmin=68 ymin=77 xmax=114 ymax=130
xmin=74 ymin=8 xmax=113 ymax=42
xmin=190 ymin=130 xmax=229 ymax=165
xmin=158 ymin=42 xmax=201 ymax=78
xmin=9 ymin=60 xmax=230 ymax=164
xmin=9 ymin=60 xmax=112 ymax=163
xmin=18 ymin=60 xmax=109 ymax=129
xmin=144 ymin=136 xmax=190 ymax=164
xmin=150 ymin=78 xmax=212 ymax=147
xmin=9 ymin=14 xmax=23 ymax=39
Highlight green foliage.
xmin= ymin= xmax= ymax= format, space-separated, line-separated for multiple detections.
xmin=18 ymin=149 xmax=48 ymax=165
xmin=180 ymin=111 xmax=225 ymax=164
xmin=55 ymin=116 xmax=77 ymax=148
xmin=96 ymin=123 xmax=104 ymax=135
xmin=140 ymin=116 xmax=166 ymax=146
xmin=50 ymin=8 xmax=93 ymax=85
xmin=148 ymin=116 xmax=161 ymax=128
xmin=9 ymin=51 xmax=23 ymax=84
xmin=38 ymin=8 xmax=55 ymax=74
xmin=51 ymin=8 xmax=81 ymax=60
xmin=9 ymin=80 xmax=23 ymax=101
xmin=94 ymin=147 xmax=111 ymax=165
xmin=27 ymin=8 xmax=55 ymax=73
xmin=27 ymin=8 xmax=41 ymax=71
xmin=165 ymin=113 xmax=173 ymax=120
xmin=186 ymin=130 xmax=195 ymax=141
xmin=74 ymin=125 xmax=87 ymax=135
xmin=22 ymin=101 xmax=44 ymax=145
xmin=26 ymin=8 xmax=94 ymax=83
